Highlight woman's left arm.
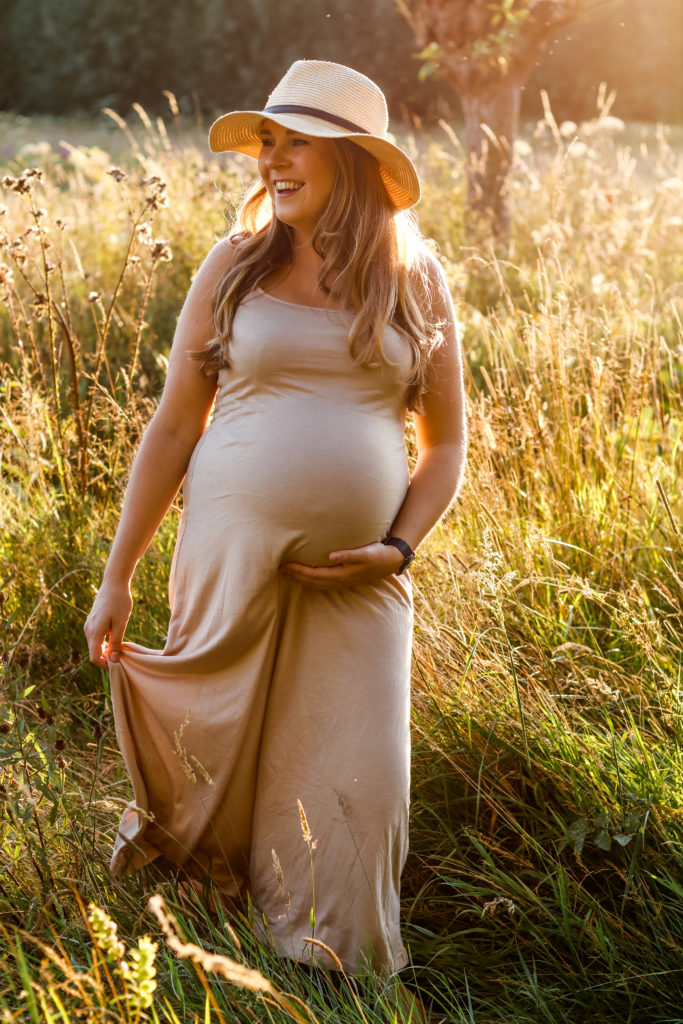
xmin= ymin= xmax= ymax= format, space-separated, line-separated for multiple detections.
xmin=281 ymin=258 xmax=467 ymax=589
xmin=387 ymin=263 xmax=466 ymax=552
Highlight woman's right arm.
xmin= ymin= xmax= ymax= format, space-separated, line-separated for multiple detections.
xmin=84 ymin=239 xmax=235 ymax=667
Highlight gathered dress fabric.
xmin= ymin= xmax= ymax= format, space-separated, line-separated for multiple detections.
xmin=108 ymin=288 xmax=414 ymax=974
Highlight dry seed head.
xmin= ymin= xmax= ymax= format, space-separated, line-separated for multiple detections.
xmin=173 ymin=711 xmax=215 ymax=785
xmin=163 ymin=90 xmax=180 ymax=116
xmin=482 ymin=896 xmax=516 ymax=918
xmin=151 ymin=241 xmax=172 ymax=262
xmin=147 ymin=894 xmax=275 ymax=993
xmin=272 ymin=848 xmax=284 ymax=887
xmin=297 ymin=798 xmax=312 ymax=843
xmin=272 ymin=848 xmax=291 ymax=910
xmin=143 ymin=175 xmax=168 ymax=209
xmin=107 ymin=166 xmax=127 ymax=183
xmin=302 ymin=937 xmax=346 ymax=973
xmin=2 ymin=168 xmax=44 ymax=194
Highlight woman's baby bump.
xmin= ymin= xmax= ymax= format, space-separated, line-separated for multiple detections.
xmin=187 ymin=406 xmax=409 ymax=565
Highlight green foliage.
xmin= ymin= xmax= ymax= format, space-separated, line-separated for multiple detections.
xmin=1 ymin=0 xmax=680 ymax=124
xmin=0 ymin=0 xmax=422 ymax=117
xmin=0 ymin=105 xmax=683 ymax=1021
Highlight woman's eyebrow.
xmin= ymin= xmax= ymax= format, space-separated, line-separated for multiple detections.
xmin=258 ymin=124 xmax=298 ymax=137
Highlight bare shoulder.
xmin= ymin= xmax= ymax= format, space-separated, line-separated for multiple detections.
xmin=165 ymin=237 xmax=238 ymax=367
xmin=189 ymin=235 xmax=239 ymax=296
xmin=417 ymin=246 xmax=455 ymax=323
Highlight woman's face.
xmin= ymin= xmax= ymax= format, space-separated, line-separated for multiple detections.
xmin=257 ymin=119 xmax=338 ymax=240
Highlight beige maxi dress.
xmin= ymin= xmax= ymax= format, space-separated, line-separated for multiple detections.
xmin=109 ymin=288 xmax=413 ymax=974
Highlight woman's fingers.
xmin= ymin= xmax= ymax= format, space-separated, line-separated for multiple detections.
xmin=84 ymin=616 xmax=110 ymax=668
xmin=107 ymin=624 xmax=125 ymax=663
xmin=84 ymin=583 xmax=133 ymax=667
xmin=281 ymin=541 xmax=403 ymax=589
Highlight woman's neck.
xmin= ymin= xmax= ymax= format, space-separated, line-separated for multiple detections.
xmin=261 ymin=245 xmax=341 ymax=310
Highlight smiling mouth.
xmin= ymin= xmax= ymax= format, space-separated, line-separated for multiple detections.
xmin=274 ymin=180 xmax=304 ymax=195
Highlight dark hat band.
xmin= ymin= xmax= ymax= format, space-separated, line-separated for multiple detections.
xmin=264 ymin=104 xmax=370 ymax=135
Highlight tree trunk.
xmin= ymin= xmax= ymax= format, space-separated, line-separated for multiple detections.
xmin=397 ymin=0 xmax=597 ymax=242
xmin=456 ymin=76 xmax=523 ymax=242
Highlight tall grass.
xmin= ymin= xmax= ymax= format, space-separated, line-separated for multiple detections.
xmin=0 ymin=100 xmax=682 ymax=1022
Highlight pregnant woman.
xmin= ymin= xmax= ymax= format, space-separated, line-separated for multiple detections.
xmin=84 ymin=60 xmax=466 ymax=977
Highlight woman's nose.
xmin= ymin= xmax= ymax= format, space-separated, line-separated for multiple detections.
xmin=264 ymin=142 xmax=288 ymax=167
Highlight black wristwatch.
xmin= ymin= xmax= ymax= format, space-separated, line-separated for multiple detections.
xmin=382 ymin=536 xmax=416 ymax=576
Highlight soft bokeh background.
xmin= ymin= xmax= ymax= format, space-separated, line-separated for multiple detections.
xmin=0 ymin=0 xmax=681 ymax=124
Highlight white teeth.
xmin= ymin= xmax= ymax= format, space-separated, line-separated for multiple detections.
xmin=274 ymin=180 xmax=303 ymax=192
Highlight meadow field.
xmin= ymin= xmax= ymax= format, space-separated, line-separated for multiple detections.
xmin=0 ymin=99 xmax=682 ymax=1022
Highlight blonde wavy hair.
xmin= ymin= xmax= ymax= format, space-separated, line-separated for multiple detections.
xmin=200 ymin=138 xmax=444 ymax=409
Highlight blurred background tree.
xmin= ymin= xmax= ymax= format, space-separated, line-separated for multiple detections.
xmin=0 ymin=0 xmax=432 ymax=117
xmin=0 ymin=0 xmax=679 ymax=125
xmin=398 ymin=0 xmax=628 ymax=239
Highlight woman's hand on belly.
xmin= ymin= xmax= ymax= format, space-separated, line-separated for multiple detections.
xmin=280 ymin=542 xmax=403 ymax=590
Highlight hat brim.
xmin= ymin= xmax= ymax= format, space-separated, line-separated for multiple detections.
xmin=208 ymin=110 xmax=420 ymax=212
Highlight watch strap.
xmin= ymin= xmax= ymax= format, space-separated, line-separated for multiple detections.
xmin=382 ymin=535 xmax=416 ymax=575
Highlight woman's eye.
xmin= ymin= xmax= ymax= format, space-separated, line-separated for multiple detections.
xmin=259 ymin=138 xmax=274 ymax=148
xmin=291 ymin=138 xmax=309 ymax=146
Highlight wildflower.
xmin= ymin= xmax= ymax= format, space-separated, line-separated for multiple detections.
xmin=0 ymin=722 xmax=11 ymax=735
xmin=107 ymin=166 xmax=127 ymax=183
xmin=151 ymin=241 xmax=172 ymax=262
xmin=119 ymin=936 xmax=158 ymax=1010
xmin=8 ymin=239 xmax=27 ymax=264
xmin=31 ymin=294 xmax=49 ymax=319
xmin=2 ymin=168 xmax=43 ymax=194
xmin=88 ymin=903 xmax=126 ymax=962
xmin=87 ymin=290 xmax=102 ymax=303
xmin=143 ymin=175 xmax=168 ymax=210
xmin=55 ymin=738 xmax=67 ymax=752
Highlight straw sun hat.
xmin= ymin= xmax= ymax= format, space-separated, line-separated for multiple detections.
xmin=208 ymin=60 xmax=420 ymax=211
